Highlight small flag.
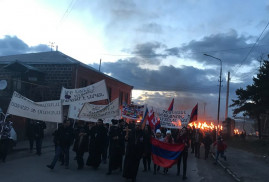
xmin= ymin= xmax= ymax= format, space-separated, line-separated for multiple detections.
xmin=167 ymin=98 xmax=174 ymax=111
xmin=141 ymin=106 xmax=148 ymax=129
xmin=148 ymin=109 xmax=160 ymax=131
xmin=189 ymin=103 xmax=198 ymax=123
xmin=151 ymin=137 xmax=185 ymax=168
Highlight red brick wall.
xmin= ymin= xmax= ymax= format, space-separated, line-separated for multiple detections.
xmin=72 ymin=64 xmax=133 ymax=105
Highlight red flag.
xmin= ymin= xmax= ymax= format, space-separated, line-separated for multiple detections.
xmin=167 ymin=98 xmax=174 ymax=111
xmin=189 ymin=104 xmax=198 ymax=123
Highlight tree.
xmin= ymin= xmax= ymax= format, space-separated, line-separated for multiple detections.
xmin=231 ymin=60 xmax=269 ymax=139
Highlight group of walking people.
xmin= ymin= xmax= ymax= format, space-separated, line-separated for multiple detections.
xmin=1 ymin=114 xmax=228 ymax=182
xmin=189 ymin=126 xmax=227 ymax=163
xmin=44 ymin=118 xmax=192 ymax=182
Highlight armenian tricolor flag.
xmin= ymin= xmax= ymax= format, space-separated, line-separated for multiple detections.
xmin=189 ymin=103 xmax=198 ymax=123
xmin=167 ymin=98 xmax=174 ymax=111
xmin=141 ymin=106 xmax=148 ymax=129
xmin=151 ymin=137 xmax=185 ymax=168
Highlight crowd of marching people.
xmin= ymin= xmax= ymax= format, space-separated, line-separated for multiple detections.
xmin=44 ymin=118 xmax=197 ymax=181
xmin=0 ymin=116 xmax=228 ymax=182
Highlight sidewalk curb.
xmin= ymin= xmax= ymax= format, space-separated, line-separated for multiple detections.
xmin=211 ymin=153 xmax=241 ymax=182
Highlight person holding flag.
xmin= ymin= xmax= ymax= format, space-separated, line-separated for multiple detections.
xmin=176 ymin=126 xmax=189 ymax=180
xmin=153 ymin=129 xmax=163 ymax=175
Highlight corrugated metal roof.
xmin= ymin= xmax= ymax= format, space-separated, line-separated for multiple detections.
xmin=0 ymin=51 xmax=133 ymax=88
xmin=0 ymin=51 xmax=80 ymax=64
xmin=3 ymin=60 xmax=43 ymax=73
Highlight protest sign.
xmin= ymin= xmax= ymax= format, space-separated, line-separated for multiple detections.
xmin=68 ymin=102 xmax=106 ymax=120
xmin=7 ymin=91 xmax=62 ymax=123
xmin=79 ymin=98 xmax=119 ymax=119
xmin=122 ymin=104 xmax=145 ymax=120
xmin=60 ymin=80 xmax=109 ymax=105
xmin=159 ymin=110 xmax=188 ymax=129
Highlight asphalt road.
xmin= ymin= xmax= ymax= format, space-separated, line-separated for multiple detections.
xmin=0 ymin=143 xmax=239 ymax=182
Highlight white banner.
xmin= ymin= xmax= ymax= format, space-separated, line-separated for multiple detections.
xmin=7 ymin=91 xmax=62 ymax=123
xmin=60 ymin=80 xmax=109 ymax=105
xmin=79 ymin=98 xmax=119 ymax=120
xmin=68 ymin=102 xmax=106 ymax=121
xmin=159 ymin=110 xmax=188 ymax=129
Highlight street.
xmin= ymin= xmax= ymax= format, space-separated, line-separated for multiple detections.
xmin=0 ymin=141 xmax=237 ymax=182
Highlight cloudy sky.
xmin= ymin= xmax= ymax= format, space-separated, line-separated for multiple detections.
xmin=0 ymin=0 xmax=269 ymax=121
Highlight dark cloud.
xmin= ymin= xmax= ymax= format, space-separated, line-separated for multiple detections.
xmin=136 ymin=22 xmax=163 ymax=34
xmin=166 ymin=30 xmax=269 ymax=67
xmin=165 ymin=47 xmax=181 ymax=57
xmin=93 ymin=59 xmax=221 ymax=94
xmin=92 ymin=56 xmax=253 ymax=119
xmin=0 ymin=35 xmax=50 ymax=56
xmin=132 ymin=42 xmax=166 ymax=65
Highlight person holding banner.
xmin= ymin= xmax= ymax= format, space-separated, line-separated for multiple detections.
xmin=0 ymin=115 xmax=13 ymax=163
xmin=73 ymin=121 xmax=89 ymax=170
xmin=34 ymin=120 xmax=46 ymax=156
xmin=26 ymin=119 xmax=35 ymax=153
xmin=47 ymin=120 xmax=74 ymax=170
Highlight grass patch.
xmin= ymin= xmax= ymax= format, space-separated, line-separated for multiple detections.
xmin=226 ymin=136 xmax=269 ymax=156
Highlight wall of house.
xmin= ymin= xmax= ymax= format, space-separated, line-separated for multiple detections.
xmin=0 ymin=62 xmax=133 ymax=141
xmin=74 ymin=65 xmax=133 ymax=105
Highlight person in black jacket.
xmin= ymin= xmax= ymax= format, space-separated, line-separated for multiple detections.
xmin=47 ymin=120 xmax=74 ymax=169
xmin=26 ymin=119 xmax=35 ymax=153
xmin=123 ymin=122 xmax=145 ymax=182
xmin=73 ymin=121 xmax=89 ymax=169
xmin=203 ymin=132 xmax=212 ymax=160
xmin=106 ymin=119 xmax=124 ymax=175
xmin=34 ymin=120 xmax=46 ymax=156
xmin=142 ymin=125 xmax=151 ymax=172
xmin=86 ymin=119 xmax=107 ymax=169
xmin=176 ymin=127 xmax=189 ymax=180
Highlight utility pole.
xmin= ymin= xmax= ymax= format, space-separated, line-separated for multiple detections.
xmin=204 ymin=54 xmax=222 ymax=140
xmin=99 ymin=59 xmax=102 ymax=72
xmin=225 ymin=72 xmax=230 ymax=120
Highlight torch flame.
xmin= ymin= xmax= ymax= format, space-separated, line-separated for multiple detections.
xmin=188 ymin=121 xmax=223 ymax=131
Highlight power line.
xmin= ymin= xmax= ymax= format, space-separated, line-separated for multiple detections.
xmin=57 ymin=0 xmax=78 ymax=28
xmin=233 ymin=20 xmax=269 ymax=72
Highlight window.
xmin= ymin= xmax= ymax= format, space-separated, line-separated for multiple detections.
xmin=80 ymin=79 xmax=88 ymax=87
xmin=119 ymin=91 xmax=123 ymax=105
xmin=108 ymin=87 xmax=112 ymax=101
xmin=125 ymin=93 xmax=129 ymax=104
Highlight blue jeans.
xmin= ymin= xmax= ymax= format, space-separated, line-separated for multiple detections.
xmin=215 ymin=151 xmax=226 ymax=162
xmin=50 ymin=146 xmax=70 ymax=168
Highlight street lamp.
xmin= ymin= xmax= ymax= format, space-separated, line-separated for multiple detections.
xmin=204 ymin=53 xmax=222 ymax=140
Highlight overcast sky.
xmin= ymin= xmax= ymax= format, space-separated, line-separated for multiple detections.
xmin=0 ymin=0 xmax=269 ymax=121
